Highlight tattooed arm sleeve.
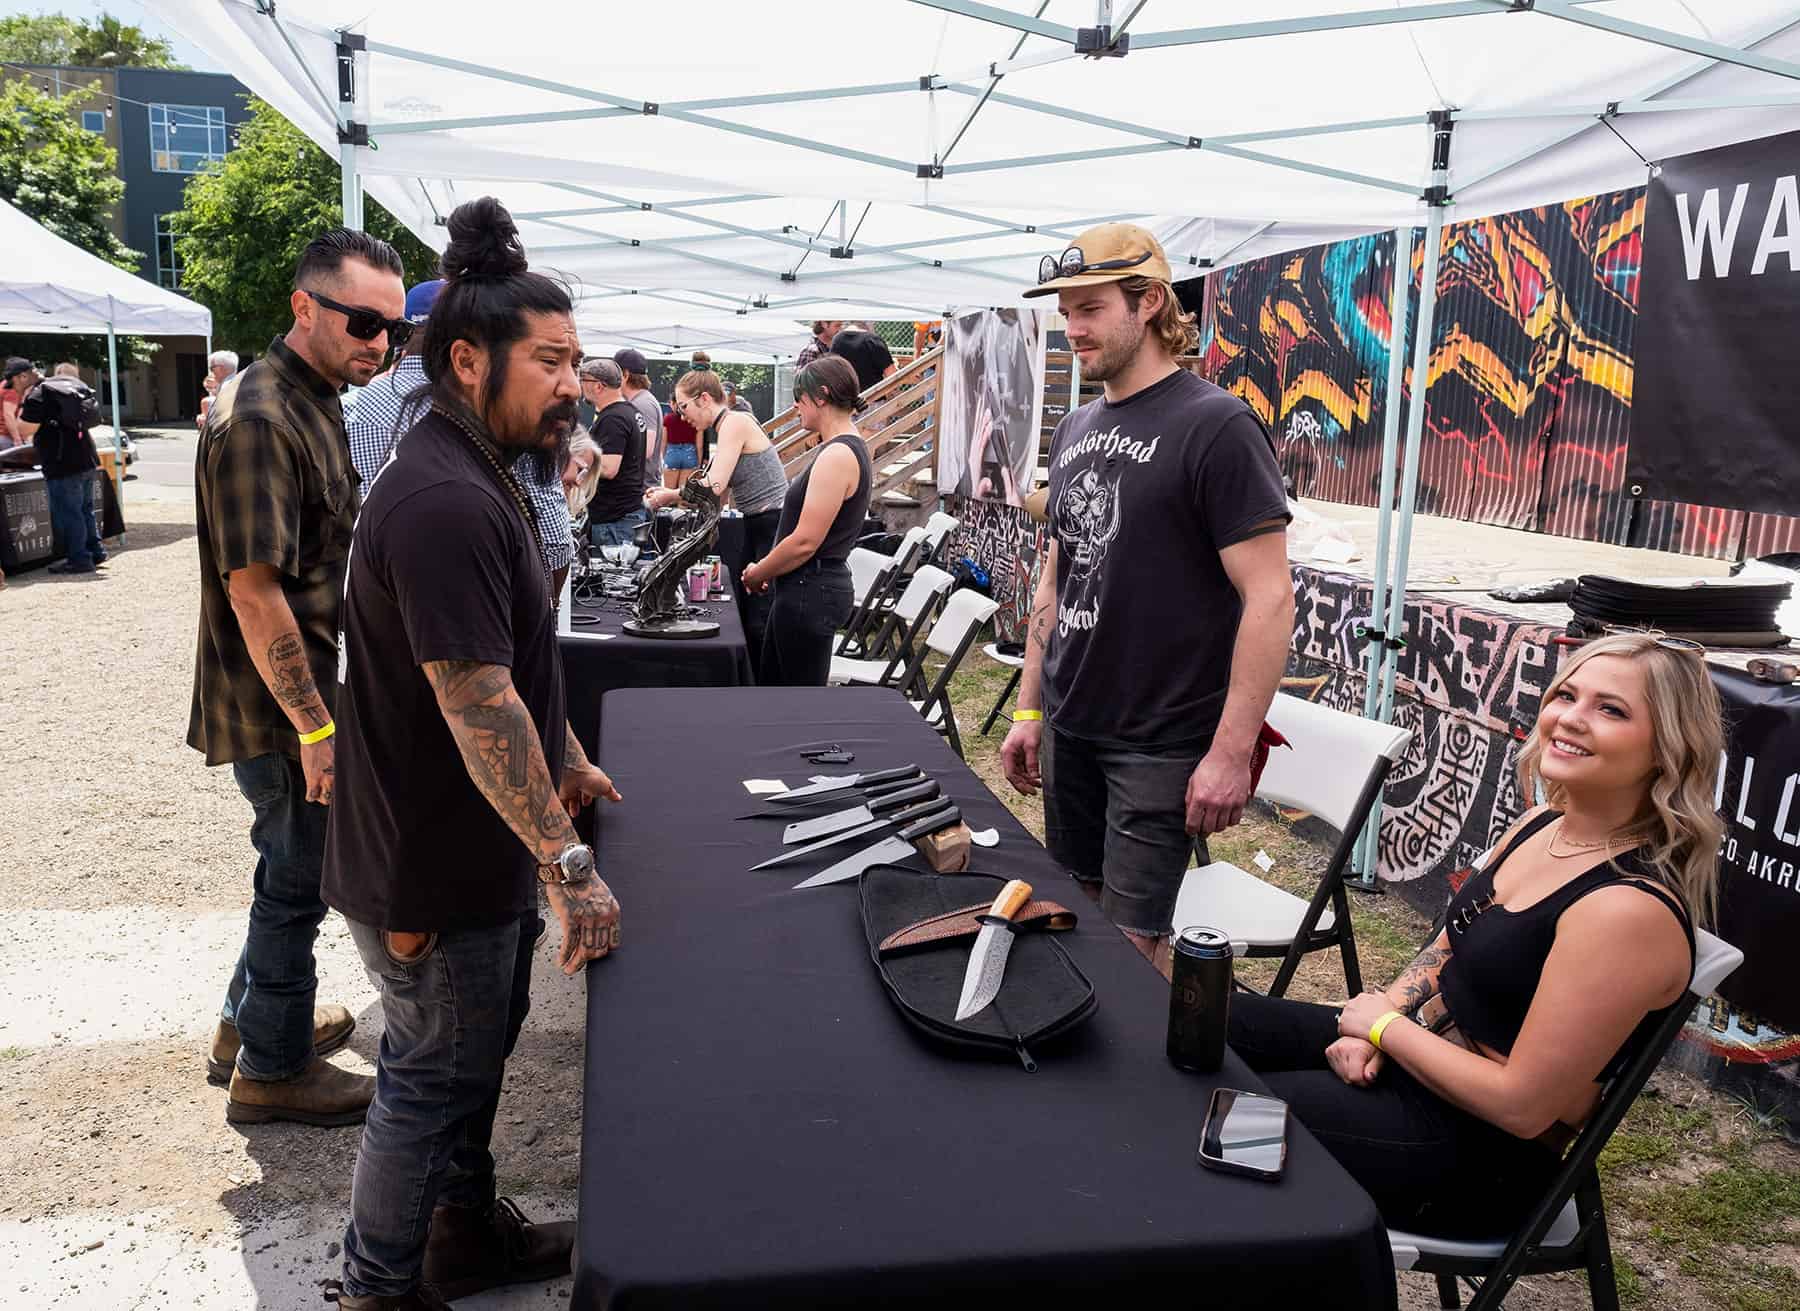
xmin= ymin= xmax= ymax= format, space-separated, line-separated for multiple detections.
xmin=227 ymin=563 xmax=331 ymax=732
xmin=421 ymin=660 xmax=580 ymax=864
xmin=1384 ymin=929 xmax=1453 ymax=1017
xmin=1013 ymin=538 xmax=1060 ymax=714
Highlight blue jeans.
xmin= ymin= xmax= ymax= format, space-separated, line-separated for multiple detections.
xmin=339 ymin=908 xmax=539 ymax=1297
xmin=46 ymin=474 xmax=102 ymax=569
xmin=222 ymin=753 xmax=330 ymax=1080
xmin=589 ymin=507 xmax=648 ymax=547
xmin=663 ymin=442 xmax=698 ymax=470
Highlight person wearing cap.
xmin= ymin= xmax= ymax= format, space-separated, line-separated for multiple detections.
xmin=347 ymin=280 xmax=576 ymax=592
xmin=3 ymin=356 xmax=37 ymax=447
xmin=613 ymin=348 xmax=665 ymax=492
xmin=16 ymin=361 xmax=108 ymax=575
xmin=579 ymin=357 xmax=649 ymax=547
xmin=1000 ymin=222 xmax=1295 ymax=967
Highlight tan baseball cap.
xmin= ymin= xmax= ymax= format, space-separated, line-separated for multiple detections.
xmin=1023 ymin=221 xmax=1172 ymax=299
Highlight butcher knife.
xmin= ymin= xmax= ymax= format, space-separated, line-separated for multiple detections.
xmin=759 ymin=765 xmax=921 ymax=805
xmin=954 ymin=879 xmax=1035 ymax=1021
xmin=780 ymin=779 xmax=941 ymax=844
xmin=734 ymin=772 xmax=928 ymax=821
xmin=792 ymin=803 xmax=963 ymax=889
xmin=750 ymin=796 xmax=951 ymax=870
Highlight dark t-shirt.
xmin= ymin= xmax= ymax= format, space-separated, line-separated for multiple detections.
xmin=829 ymin=329 xmax=894 ymax=393
xmin=19 ymin=380 xmax=100 ymax=478
xmin=1043 ymin=369 xmax=1289 ymax=749
xmin=323 ymin=412 xmax=567 ymax=931
xmin=588 ymin=398 xmax=648 ymax=524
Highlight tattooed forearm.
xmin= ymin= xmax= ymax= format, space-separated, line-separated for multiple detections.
xmin=266 ymin=633 xmax=328 ymax=728
xmin=423 ymin=659 xmax=578 ymax=863
xmin=1386 ymin=937 xmax=1452 ymax=1017
xmin=563 ymin=724 xmax=588 ymax=771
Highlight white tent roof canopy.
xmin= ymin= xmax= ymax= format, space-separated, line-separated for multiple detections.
xmin=143 ymin=0 xmax=1800 ymax=303
xmin=0 ymin=197 xmax=213 ymax=337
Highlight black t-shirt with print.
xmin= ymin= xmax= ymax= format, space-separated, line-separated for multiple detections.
xmin=588 ymin=398 xmax=647 ymax=524
xmin=323 ymin=411 xmax=566 ymax=932
xmin=1043 ymin=368 xmax=1289 ymax=749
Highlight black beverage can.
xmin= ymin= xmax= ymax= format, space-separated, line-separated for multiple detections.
xmin=1167 ymin=926 xmax=1233 ymax=1072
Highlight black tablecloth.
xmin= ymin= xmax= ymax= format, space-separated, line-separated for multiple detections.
xmin=0 ymin=468 xmax=123 ymax=571
xmin=578 ymin=686 xmax=1395 ymax=1311
xmin=558 ymin=589 xmax=753 ymax=764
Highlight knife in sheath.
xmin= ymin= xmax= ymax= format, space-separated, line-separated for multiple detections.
xmin=759 ymin=764 xmax=921 ymax=805
xmin=780 ymin=779 xmax=940 ymax=844
xmin=750 ymin=796 xmax=950 ymax=870
xmin=792 ymin=803 xmax=963 ymax=889
xmin=953 ymin=879 xmax=1034 ymax=1021
xmin=734 ymin=772 xmax=927 ymax=821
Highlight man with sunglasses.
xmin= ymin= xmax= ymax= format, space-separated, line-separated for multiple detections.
xmin=1001 ymin=223 xmax=1295 ymax=968
xmin=190 ymin=227 xmax=407 ymax=1127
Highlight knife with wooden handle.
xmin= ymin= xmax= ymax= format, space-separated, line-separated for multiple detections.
xmin=791 ymin=803 xmax=963 ymax=889
xmin=954 ymin=879 xmax=1034 ymax=1021
xmin=749 ymin=796 xmax=950 ymax=870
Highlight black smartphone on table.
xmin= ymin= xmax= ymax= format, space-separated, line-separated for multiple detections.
xmin=1197 ymin=1088 xmax=1289 ymax=1181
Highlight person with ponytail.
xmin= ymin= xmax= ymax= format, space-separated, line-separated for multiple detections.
xmin=741 ymin=354 xmax=872 ymax=685
xmin=321 ymin=196 xmax=622 ymax=1310
xmin=1228 ymin=633 xmax=1725 ymax=1237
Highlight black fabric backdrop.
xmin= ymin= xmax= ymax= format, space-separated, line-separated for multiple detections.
xmin=1630 ymin=128 xmax=1800 ymax=519
xmin=1712 ymin=667 xmax=1800 ymax=1031
xmin=576 ymin=686 xmax=1394 ymax=1311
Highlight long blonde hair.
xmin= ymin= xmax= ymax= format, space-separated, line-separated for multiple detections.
xmin=1517 ymin=633 xmax=1725 ymax=927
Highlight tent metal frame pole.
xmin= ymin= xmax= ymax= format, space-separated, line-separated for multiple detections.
xmin=1533 ymin=0 xmax=1800 ymax=83
xmin=337 ymin=33 xmax=363 ymax=228
xmin=1348 ymin=222 xmax=1413 ymax=890
xmin=105 ymin=313 xmax=124 ymax=512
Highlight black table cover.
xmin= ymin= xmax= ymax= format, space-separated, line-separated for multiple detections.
xmin=558 ymin=587 xmax=753 ymax=764
xmin=577 ymin=686 xmax=1395 ymax=1311
xmin=0 ymin=469 xmax=123 ymax=571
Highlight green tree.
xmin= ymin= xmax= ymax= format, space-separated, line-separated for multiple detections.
xmin=0 ymin=76 xmax=148 ymax=369
xmin=0 ymin=11 xmax=180 ymax=68
xmin=174 ymin=97 xmax=439 ymax=352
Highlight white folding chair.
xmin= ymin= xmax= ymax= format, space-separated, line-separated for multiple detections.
xmin=828 ymin=565 xmax=955 ymax=689
xmin=921 ymin=510 xmax=960 ymax=566
xmin=1171 ymin=693 xmax=1411 ymax=997
xmin=891 ymin=587 xmax=1000 ymax=758
xmin=979 ymin=642 xmax=1027 ymax=736
xmin=836 ymin=526 xmax=927 ymax=657
xmin=1389 ymin=930 xmax=1743 ymax=1310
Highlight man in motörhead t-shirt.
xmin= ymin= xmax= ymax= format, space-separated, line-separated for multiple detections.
xmin=1001 ymin=223 xmax=1295 ymax=967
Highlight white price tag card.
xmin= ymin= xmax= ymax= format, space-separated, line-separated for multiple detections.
xmin=742 ymin=779 xmax=788 ymax=795
xmin=1252 ymin=849 xmax=1275 ymax=873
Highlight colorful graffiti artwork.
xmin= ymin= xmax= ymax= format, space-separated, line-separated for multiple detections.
xmin=942 ymin=495 xmax=1045 ymax=646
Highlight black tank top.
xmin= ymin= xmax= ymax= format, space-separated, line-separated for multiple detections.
xmin=1438 ymin=810 xmax=1695 ymax=1082
xmin=777 ymin=432 xmax=872 ymax=564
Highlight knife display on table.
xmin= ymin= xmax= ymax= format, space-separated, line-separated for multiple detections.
xmin=779 ymin=779 xmax=940 ymax=844
xmin=954 ymin=879 xmax=1034 ymax=1021
xmin=792 ymin=803 xmax=963 ymax=889
xmin=756 ymin=765 xmax=921 ymax=805
xmin=750 ymin=795 xmax=951 ymax=870
xmin=734 ymin=771 xmax=927 ymax=821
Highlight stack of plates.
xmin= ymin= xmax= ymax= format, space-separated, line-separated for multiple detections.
xmin=1569 ymin=575 xmax=1794 ymax=647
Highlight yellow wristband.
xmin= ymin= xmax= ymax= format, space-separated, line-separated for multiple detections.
xmin=298 ymin=720 xmax=336 ymax=746
xmin=1368 ymin=1010 xmax=1406 ymax=1050
xmin=1011 ymin=710 xmax=1044 ymax=723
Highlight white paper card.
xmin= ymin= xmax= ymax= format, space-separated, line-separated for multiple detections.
xmin=969 ymin=828 xmax=1000 ymax=848
xmin=1252 ymin=849 xmax=1275 ymax=872
xmin=742 ymin=779 xmax=788 ymax=795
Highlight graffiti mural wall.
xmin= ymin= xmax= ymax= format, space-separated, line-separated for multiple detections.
xmin=942 ymin=494 xmax=1046 ymax=646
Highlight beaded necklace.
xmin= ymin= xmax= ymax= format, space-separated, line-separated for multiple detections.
xmin=432 ymin=402 xmax=552 ymax=600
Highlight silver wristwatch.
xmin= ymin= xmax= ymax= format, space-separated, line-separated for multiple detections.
xmin=539 ymin=842 xmax=596 ymax=886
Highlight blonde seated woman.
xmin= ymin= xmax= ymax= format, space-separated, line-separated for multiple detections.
xmin=1228 ymin=633 xmax=1724 ymax=1236
xmin=646 ymin=370 xmax=788 ymax=665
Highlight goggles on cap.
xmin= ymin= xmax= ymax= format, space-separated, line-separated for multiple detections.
xmin=1037 ymin=245 xmax=1154 ymax=285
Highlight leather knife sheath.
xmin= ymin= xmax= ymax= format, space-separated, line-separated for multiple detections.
xmin=877 ymin=899 xmax=1077 ymax=957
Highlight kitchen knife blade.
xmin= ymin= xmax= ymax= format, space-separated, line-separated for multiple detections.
xmin=761 ymin=764 xmax=921 ymax=805
xmin=953 ymin=879 xmax=1035 ymax=1021
xmin=750 ymin=796 xmax=950 ymax=870
xmin=791 ymin=803 xmax=962 ymax=889
xmin=733 ymin=771 xmax=926 ymax=821
xmin=780 ymin=779 xmax=940 ymax=844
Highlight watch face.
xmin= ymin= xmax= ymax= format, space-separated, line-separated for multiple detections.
xmin=563 ymin=845 xmax=596 ymax=880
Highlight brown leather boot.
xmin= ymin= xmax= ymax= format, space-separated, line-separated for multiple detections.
xmin=207 ymin=1005 xmax=357 ymax=1084
xmin=225 ymin=1056 xmax=374 ymax=1127
xmin=321 ymin=1279 xmax=452 ymax=1309
xmin=421 ymin=1197 xmax=574 ymax=1300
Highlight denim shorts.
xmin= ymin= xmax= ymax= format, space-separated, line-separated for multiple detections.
xmin=1040 ymin=726 xmax=1212 ymax=936
xmin=664 ymin=443 xmax=698 ymax=470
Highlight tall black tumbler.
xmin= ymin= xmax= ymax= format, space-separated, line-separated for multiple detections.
xmin=1167 ymin=926 xmax=1233 ymax=1073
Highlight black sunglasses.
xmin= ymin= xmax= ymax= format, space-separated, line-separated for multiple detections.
xmin=1037 ymin=245 xmax=1153 ymax=285
xmin=306 ymin=290 xmax=414 ymax=347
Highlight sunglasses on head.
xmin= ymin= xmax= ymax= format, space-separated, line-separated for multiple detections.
xmin=306 ymin=290 xmax=414 ymax=347
xmin=1601 ymin=626 xmax=1707 ymax=657
xmin=1037 ymin=245 xmax=1153 ymax=285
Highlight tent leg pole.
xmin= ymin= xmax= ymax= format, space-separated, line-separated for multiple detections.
xmin=340 ymin=141 xmax=362 ymax=229
xmin=1348 ymin=224 xmax=1413 ymax=892
xmin=106 ymin=321 xmax=124 ymax=517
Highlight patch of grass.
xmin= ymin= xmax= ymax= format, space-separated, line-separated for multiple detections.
xmin=1720 ymin=1263 xmax=1800 ymax=1311
xmin=1636 ymin=1143 xmax=1800 ymax=1249
xmin=1602 ymin=1092 xmax=1717 ymax=1182
xmin=1613 ymin=1254 xmax=1647 ymax=1306
xmin=0 ymin=1046 xmax=25 ymax=1061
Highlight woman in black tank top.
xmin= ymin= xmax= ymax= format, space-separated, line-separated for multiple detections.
xmin=1227 ymin=633 xmax=1725 ymax=1236
xmin=741 ymin=356 xmax=872 ymax=686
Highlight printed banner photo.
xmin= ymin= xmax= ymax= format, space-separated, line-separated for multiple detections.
xmin=1630 ymin=128 xmax=1800 ymax=519
xmin=939 ymin=309 xmax=1046 ymax=508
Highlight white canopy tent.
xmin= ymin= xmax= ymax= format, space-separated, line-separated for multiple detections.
xmin=144 ymin=0 xmax=1800 ymax=877
xmin=0 ymin=196 xmax=214 ymax=501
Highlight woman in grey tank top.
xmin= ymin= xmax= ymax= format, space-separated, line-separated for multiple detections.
xmin=647 ymin=370 xmax=789 ymax=668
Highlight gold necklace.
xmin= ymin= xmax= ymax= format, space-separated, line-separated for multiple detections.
xmin=434 ymin=404 xmax=552 ymax=600
xmin=1546 ymin=818 xmax=1618 ymax=859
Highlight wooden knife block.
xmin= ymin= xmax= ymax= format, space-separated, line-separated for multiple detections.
xmin=913 ymin=822 xmax=972 ymax=873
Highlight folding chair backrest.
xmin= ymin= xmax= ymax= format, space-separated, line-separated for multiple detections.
xmin=1257 ymin=693 xmax=1412 ymax=833
xmin=894 ymin=565 xmax=955 ymax=624
xmin=846 ymin=547 xmax=888 ymax=604
xmin=1691 ymin=928 xmax=1744 ymax=998
xmin=925 ymin=588 xmax=1001 ymax=658
xmin=891 ymin=525 xmax=929 ymax=570
xmin=922 ymin=512 xmax=960 ymax=561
